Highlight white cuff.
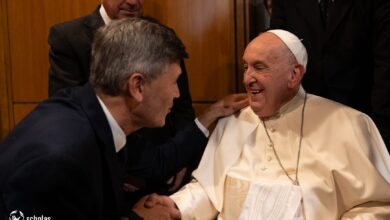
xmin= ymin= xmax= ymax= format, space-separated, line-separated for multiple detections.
xmin=195 ymin=118 xmax=209 ymax=137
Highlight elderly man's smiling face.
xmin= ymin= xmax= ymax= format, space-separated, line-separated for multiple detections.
xmin=242 ymin=32 xmax=300 ymax=118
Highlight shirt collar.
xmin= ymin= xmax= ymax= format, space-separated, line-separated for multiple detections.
xmin=99 ymin=4 xmax=112 ymax=25
xmin=96 ymin=96 xmax=126 ymax=152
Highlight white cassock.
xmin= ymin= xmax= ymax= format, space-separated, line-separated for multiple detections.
xmin=171 ymin=87 xmax=390 ymax=220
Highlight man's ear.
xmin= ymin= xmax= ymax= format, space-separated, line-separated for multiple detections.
xmin=127 ymin=73 xmax=145 ymax=102
xmin=288 ymin=64 xmax=305 ymax=88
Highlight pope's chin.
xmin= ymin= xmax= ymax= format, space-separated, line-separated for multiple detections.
xmin=248 ymin=97 xmax=263 ymax=108
xmin=249 ymin=101 xmax=267 ymax=117
xmin=118 ymin=10 xmax=142 ymax=19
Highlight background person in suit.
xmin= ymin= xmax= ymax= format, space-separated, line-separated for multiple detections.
xmin=270 ymin=0 xmax=390 ymax=150
xmin=47 ymin=0 xmax=227 ymax=199
xmin=48 ymin=0 xmax=194 ymax=139
xmin=0 ymin=18 xmax=245 ymax=220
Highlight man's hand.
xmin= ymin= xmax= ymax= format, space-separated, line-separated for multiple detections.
xmin=144 ymin=193 xmax=178 ymax=209
xmin=132 ymin=194 xmax=181 ymax=220
xmin=197 ymin=93 xmax=248 ymax=128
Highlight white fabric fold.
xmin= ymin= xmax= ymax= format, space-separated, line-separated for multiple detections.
xmin=239 ymin=183 xmax=303 ymax=220
xmin=172 ymin=89 xmax=390 ymax=219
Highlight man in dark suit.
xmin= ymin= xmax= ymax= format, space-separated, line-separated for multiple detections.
xmin=49 ymin=1 xmax=194 ymax=137
xmin=270 ymin=0 xmax=390 ymax=149
xmin=48 ymin=0 xmax=203 ymax=197
xmin=0 ymin=18 xmax=246 ymax=220
xmin=49 ymin=0 xmax=193 ymax=134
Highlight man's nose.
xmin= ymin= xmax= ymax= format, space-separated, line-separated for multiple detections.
xmin=243 ymin=71 xmax=254 ymax=84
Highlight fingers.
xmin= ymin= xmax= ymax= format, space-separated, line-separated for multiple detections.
xmin=132 ymin=194 xmax=181 ymax=220
xmin=197 ymin=93 xmax=248 ymax=128
xmin=223 ymin=93 xmax=248 ymax=109
xmin=148 ymin=205 xmax=181 ymax=220
xmin=217 ymin=93 xmax=248 ymax=117
xmin=231 ymin=96 xmax=249 ymax=111
xmin=231 ymin=93 xmax=248 ymax=100
xmin=144 ymin=193 xmax=159 ymax=208
xmin=133 ymin=203 xmax=181 ymax=220
xmin=144 ymin=193 xmax=176 ymax=208
xmin=169 ymin=206 xmax=182 ymax=219
xmin=134 ymin=194 xmax=152 ymax=208
xmin=226 ymin=93 xmax=247 ymax=102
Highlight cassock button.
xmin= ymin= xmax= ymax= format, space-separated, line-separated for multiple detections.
xmin=267 ymin=156 xmax=272 ymax=161
xmin=270 ymin=128 xmax=276 ymax=132
xmin=268 ymin=143 xmax=273 ymax=148
xmin=261 ymin=166 xmax=267 ymax=171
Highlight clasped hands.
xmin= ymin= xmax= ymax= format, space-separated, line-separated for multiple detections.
xmin=131 ymin=193 xmax=180 ymax=220
xmin=128 ymin=93 xmax=248 ymax=220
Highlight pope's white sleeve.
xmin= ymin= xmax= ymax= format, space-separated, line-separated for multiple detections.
xmin=170 ymin=179 xmax=218 ymax=220
xmin=341 ymin=202 xmax=390 ymax=220
xmin=341 ymin=115 xmax=390 ymax=219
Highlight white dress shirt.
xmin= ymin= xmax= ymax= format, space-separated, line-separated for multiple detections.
xmin=97 ymin=96 xmax=126 ymax=152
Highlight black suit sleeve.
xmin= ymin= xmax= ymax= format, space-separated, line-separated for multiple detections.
xmin=123 ymin=211 xmax=143 ymax=220
xmin=372 ymin=0 xmax=390 ymax=148
xmin=48 ymin=25 xmax=86 ymax=97
xmin=125 ymin=121 xmax=207 ymax=183
xmin=2 ymin=154 xmax=100 ymax=220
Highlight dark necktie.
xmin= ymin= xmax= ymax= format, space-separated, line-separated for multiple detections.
xmin=319 ymin=0 xmax=330 ymax=28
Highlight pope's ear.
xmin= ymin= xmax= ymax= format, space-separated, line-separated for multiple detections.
xmin=288 ymin=64 xmax=305 ymax=88
xmin=127 ymin=73 xmax=145 ymax=102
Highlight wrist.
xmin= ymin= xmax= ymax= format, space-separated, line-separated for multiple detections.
xmin=198 ymin=108 xmax=218 ymax=128
xmin=123 ymin=210 xmax=143 ymax=220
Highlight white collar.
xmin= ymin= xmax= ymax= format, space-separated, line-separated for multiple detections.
xmin=279 ymin=86 xmax=306 ymax=115
xmin=99 ymin=4 xmax=112 ymax=25
xmin=96 ymin=96 xmax=126 ymax=152
xmin=262 ymin=86 xmax=306 ymax=121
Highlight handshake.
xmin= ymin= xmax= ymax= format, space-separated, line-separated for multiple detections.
xmin=130 ymin=193 xmax=180 ymax=220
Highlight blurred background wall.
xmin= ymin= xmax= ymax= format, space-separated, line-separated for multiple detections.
xmin=0 ymin=0 xmax=270 ymax=139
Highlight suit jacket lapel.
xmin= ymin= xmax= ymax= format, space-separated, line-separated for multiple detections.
xmin=75 ymin=84 xmax=125 ymax=217
xmin=84 ymin=6 xmax=105 ymax=41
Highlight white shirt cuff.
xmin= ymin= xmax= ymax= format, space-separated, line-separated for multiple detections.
xmin=195 ymin=118 xmax=209 ymax=138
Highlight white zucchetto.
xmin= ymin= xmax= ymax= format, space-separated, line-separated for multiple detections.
xmin=267 ymin=29 xmax=308 ymax=69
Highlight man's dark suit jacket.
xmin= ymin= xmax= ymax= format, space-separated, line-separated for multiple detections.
xmin=271 ymin=0 xmax=390 ymax=148
xmin=48 ymin=6 xmax=202 ymax=195
xmin=0 ymin=84 xmax=207 ymax=220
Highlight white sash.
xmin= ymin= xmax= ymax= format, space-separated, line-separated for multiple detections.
xmin=239 ymin=182 xmax=304 ymax=220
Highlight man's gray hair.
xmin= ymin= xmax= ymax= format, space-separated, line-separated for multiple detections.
xmin=90 ymin=18 xmax=188 ymax=95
